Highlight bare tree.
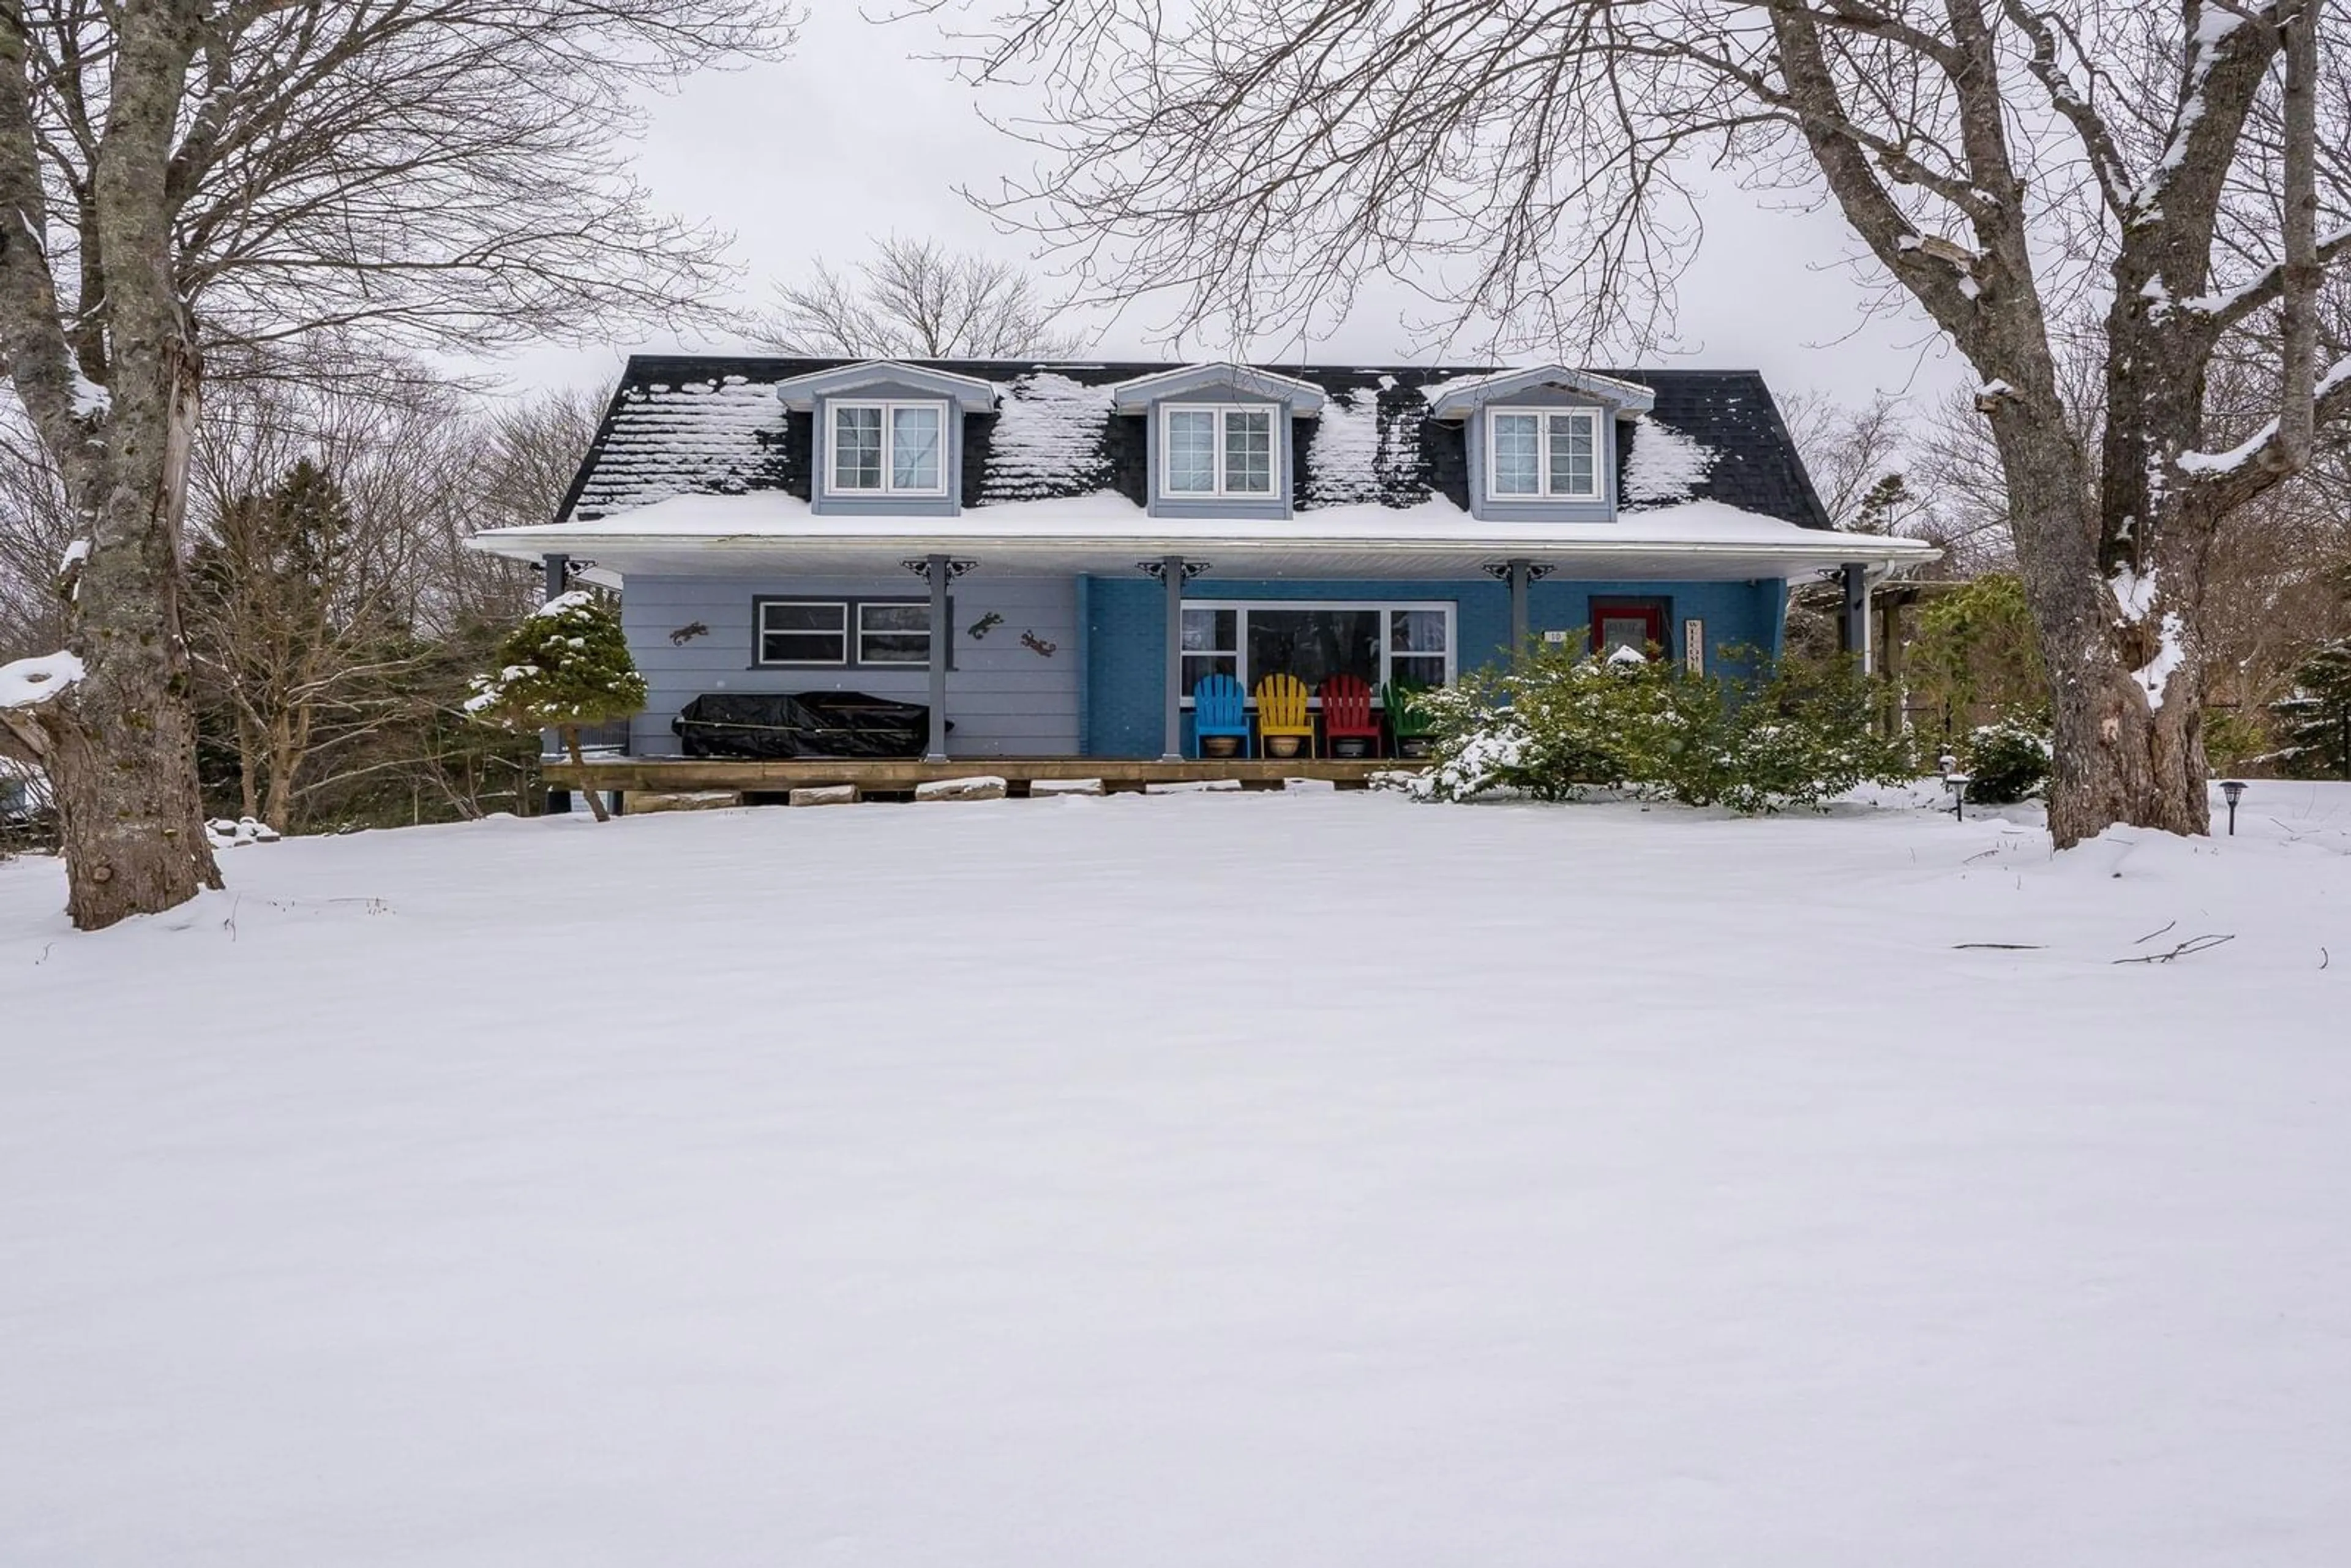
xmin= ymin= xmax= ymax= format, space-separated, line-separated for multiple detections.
xmin=751 ymin=236 xmax=1089 ymax=358
xmin=1783 ymin=391 xmax=1913 ymax=531
xmin=0 ymin=407 xmax=72 ymax=658
xmin=0 ymin=2 xmax=795 ymax=929
xmin=931 ymin=0 xmax=2347 ymax=845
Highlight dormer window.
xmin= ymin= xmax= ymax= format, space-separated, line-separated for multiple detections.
xmin=829 ymin=400 xmax=947 ymax=497
xmin=1487 ymin=408 xmax=1600 ymax=500
xmin=1163 ymin=404 xmax=1276 ymax=498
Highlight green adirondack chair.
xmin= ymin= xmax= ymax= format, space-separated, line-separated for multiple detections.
xmin=1379 ymin=680 xmax=1436 ymax=757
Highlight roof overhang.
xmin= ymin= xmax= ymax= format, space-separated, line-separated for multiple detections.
xmin=468 ymin=498 xmax=1939 ymax=585
xmin=1426 ymin=365 xmax=1657 ymax=420
xmin=771 ymin=360 xmax=1000 ymax=413
xmin=1106 ymin=362 xmax=1329 ymax=415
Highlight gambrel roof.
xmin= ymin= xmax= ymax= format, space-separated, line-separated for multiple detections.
xmin=555 ymin=357 xmax=1834 ymax=531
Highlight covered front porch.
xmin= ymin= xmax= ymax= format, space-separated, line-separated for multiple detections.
xmin=469 ymin=490 xmax=1938 ymax=767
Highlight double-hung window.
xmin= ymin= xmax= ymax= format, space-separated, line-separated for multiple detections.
xmin=757 ymin=598 xmax=936 ymax=666
xmin=1162 ymin=404 xmax=1277 ymax=498
xmin=828 ymin=400 xmax=948 ymax=497
xmin=1487 ymin=407 xmax=1600 ymax=500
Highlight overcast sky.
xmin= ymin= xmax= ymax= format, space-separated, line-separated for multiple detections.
xmin=487 ymin=7 xmax=1968 ymax=416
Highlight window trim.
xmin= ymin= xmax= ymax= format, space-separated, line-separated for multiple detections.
xmin=1158 ymin=402 xmax=1280 ymax=500
xmin=1178 ymin=599 xmax=1456 ymax=705
xmin=1484 ymin=405 xmax=1602 ymax=501
xmin=753 ymin=595 xmax=945 ymax=669
xmin=855 ymin=600 xmax=932 ymax=666
xmin=824 ymin=399 xmax=951 ymax=498
xmin=1588 ymin=597 xmax=1670 ymax=658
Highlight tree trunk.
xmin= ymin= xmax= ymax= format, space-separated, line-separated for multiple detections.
xmin=564 ymin=725 xmax=609 ymax=822
xmin=262 ymin=709 xmax=301 ymax=833
xmin=48 ymin=342 xmax=225 ymax=927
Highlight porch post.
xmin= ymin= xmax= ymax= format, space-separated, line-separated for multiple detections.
xmin=926 ymin=553 xmax=950 ymax=761
xmin=1840 ymin=562 xmax=1870 ymax=674
xmin=1161 ymin=552 xmax=1185 ymax=761
xmin=539 ymin=552 xmax=571 ymax=816
xmin=1507 ymin=557 xmax=1531 ymax=666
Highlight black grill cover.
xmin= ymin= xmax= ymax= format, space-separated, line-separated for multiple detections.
xmin=670 ymin=692 xmax=937 ymax=759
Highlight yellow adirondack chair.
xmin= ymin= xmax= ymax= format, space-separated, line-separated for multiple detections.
xmin=1254 ymin=673 xmax=1316 ymax=758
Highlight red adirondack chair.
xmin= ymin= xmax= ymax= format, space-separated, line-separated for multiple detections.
xmin=1319 ymin=673 xmax=1382 ymax=757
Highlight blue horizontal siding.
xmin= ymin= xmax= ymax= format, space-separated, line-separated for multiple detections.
xmin=1079 ymin=574 xmax=1790 ymax=757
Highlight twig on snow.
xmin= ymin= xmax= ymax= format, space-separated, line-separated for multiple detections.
xmin=1954 ymin=942 xmax=2044 ymax=950
xmin=2133 ymin=919 xmax=2178 ymax=945
xmin=2112 ymin=934 xmax=2235 ymax=965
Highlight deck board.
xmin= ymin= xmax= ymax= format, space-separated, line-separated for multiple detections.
xmin=543 ymin=756 xmax=1427 ymax=793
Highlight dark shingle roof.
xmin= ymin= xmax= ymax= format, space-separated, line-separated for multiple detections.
xmin=558 ymin=358 xmax=1831 ymax=531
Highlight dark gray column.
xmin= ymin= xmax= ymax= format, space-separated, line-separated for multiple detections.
xmin=926 ymin=553 xmax=950 ymax=760
xmin=1840 ymin=562 xmax=1870 ymax=673
xmin=1161 ymin=553 xmax=1185 ymax=760
xmin=539 ymin=553 xmax=571 ymax=808
xmin=1508 ymin=558 xmax=1531 ymax=666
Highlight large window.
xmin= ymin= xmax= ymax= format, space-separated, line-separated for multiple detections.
xmin=1180 ymin=602 xmax=1455 ymax=699
xmin=756 ymin=598 xmax=937 ymax=667
xmin=828 ymin=401 xmax=947 ymax=497
xmin=1487 ymin=407 xmax=1600 ymax=500
xmin=1161 ymin=404 xmax=1277 ymax=498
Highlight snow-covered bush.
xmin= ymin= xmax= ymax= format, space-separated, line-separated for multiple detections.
xmin=466 ymin=591 xmax=646 ymax=822
xmin=1415 ymin=643 xmax=1911 ymax=812
xmin=1962 ymin=713 xmax=2052 ymax=805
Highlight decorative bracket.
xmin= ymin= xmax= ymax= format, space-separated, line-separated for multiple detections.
xmin=1480 ymin=561 xmax=1556 ymax=581
xmin=1138 ymin=560 xmax=1212 ymax=582
xmin=902 ymin=557 xmax=978 ymax=583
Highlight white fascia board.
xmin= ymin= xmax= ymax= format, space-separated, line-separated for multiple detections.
xmin=1425 ymin=366 xmax=1657 ymax=420
xmin=1106 ymin=362 xmax=1328 ymax=415
xmin=772 ymin=360 xmax=1000 ymax=412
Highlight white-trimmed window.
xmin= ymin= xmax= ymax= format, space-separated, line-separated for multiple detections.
xmin=757 ymin=599 xmax=849 ymax=666
xmin=857 ymin=602 xmax=931 ymax=665
xmin=1487 ymin=407 xmax=1600 ymax=500
xmin=756 ymin=598 xmax=936 ymax=666
xmin=1161 ymin=404 xmax=1277 ymax=498
xmin=828 ymin=400 xmax=948 ymax=496
xmin=1179 ymin=601 xmax=1455 ymax=699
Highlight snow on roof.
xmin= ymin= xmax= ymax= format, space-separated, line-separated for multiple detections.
xmin=555 ymin=358 xmax=1834 ymax=532
xmin=1302 ymin=389 xmax=1384 ymax=508
xmin=1621 ymin=419 xmax=1719 ymax=507
xmin=980 ymin=373 xmax=1119 ymax=502
xmin=569 ymin=374 xmax=788 ymax=519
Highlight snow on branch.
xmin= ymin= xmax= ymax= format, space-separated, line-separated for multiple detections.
xmin=0 ymin=651 xmax=84 ymax=709
xmin=2177 ymin=353 xmax=2351 ymax=482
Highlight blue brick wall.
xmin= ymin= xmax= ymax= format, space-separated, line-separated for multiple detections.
xmin=1079 ymin=573 xmax=1790 ymax=757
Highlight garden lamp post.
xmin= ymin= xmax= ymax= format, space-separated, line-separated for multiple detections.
xmin=1937 ymin=754 xmax=1967 ymax=822
xmin=2219 ymin=779 xmax=2245 ymax=836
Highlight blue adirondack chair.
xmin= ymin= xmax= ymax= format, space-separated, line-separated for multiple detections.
xmin=1191 ymin=672 xmax=1253 ymax=757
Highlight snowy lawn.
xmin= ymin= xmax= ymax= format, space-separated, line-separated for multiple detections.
xmin=5 ymin=784 xmax=2350 ymax=1566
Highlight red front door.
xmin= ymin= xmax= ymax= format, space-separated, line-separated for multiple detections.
xmin=1591 ymin=600 xmax=1668 ymax=658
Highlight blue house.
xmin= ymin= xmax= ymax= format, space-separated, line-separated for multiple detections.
xmin=470 ymin=358 xmax=1932 ymax=769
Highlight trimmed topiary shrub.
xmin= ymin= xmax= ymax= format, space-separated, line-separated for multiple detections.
xmin=466 ymin=590 xmax=647 ymax=823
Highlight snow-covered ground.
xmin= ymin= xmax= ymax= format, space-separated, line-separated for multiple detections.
xmin=5 ymin=784 xmax=2350 ymax=1566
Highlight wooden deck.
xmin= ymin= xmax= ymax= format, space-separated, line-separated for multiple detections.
xmin=542 ymin=754 xmax=1425 ymax=796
